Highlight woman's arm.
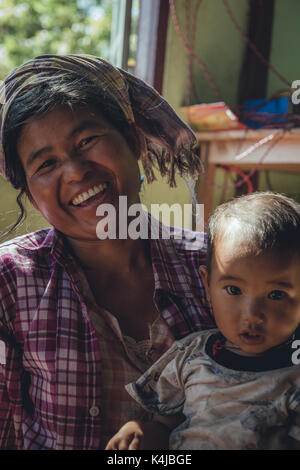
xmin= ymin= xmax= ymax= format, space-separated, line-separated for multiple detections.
xmin=0 ymin=317 xmax=19 ymax=449
xmin=0 ymin=368 xmax=18 ymax=449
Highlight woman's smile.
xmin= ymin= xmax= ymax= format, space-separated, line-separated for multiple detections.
xmin=70 ymin=182 xmax=109 ymax=206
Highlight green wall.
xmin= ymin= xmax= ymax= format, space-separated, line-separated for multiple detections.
xmin=267 ymin=0 xmax=300 ymax=97
xmin=262 ymin=0 xmax=300 ymax=203
xmin=0 ymin=179 xmax=49 ymax=242
xmin=163 ymin=0 xmax=249 ymax=109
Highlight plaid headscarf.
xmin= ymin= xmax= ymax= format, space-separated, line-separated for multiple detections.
xmin=0 ymin=54 xmax=202 ymax=188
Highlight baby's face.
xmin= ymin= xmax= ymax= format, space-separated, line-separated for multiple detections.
xmin=200 ymin=237 xmax=300 ymax=355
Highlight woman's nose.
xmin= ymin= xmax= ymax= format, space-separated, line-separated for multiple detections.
xmin=61 ymin=155 xmax=88 ymax=184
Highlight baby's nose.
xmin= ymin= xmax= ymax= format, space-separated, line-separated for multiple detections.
xmin=241 ymin=299 xmax=265 ymax=326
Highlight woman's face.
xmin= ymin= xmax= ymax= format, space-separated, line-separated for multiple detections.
xmin=17 ymin=106 xmax=141 ymax=241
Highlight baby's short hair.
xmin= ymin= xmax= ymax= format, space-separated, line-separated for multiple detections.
xmin=207 ymin=192 xmax=300 ymax=276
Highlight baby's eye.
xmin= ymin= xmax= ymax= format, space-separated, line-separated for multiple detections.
xmin=268 ymin=290 xmax=287 ymax=300
xmin=225 ymin=285 xmax=242 ymax=295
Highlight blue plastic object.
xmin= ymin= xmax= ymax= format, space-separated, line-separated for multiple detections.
xmin=243 ymin=97 xmax=289 ymax=129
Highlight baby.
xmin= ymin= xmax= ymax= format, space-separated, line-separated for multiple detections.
xmin=106 ymin=192 xmax=300 ymax=450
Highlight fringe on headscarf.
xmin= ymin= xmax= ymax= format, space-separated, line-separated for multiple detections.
xmin=144 ymin=141 xmax=203 ymax=187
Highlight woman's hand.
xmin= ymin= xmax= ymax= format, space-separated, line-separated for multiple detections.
xmin=105 ymin=421 xmax=144 ymax=450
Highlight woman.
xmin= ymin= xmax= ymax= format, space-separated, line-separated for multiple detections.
xmin=0 ymin=54 xmax=215 ymax=449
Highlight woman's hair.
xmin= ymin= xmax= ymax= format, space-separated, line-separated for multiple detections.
xmin=207 ymin=192 xmax=300 ymax=276
xmin=2 ymin=73 xmax=140 ymax=238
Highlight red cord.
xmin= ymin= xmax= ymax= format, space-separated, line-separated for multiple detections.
xmin=169 ymin=0 xmax=290 ymax=113
xmin=169 ymin=0 xmax=224 ymax=103
xmin=217 ymin=164 xmax=254 ymax=194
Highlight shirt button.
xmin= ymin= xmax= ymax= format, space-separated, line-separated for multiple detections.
xmin=89 ymin=406 xmax=100 ymax=417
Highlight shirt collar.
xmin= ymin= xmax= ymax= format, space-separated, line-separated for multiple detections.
xmin=27 ymin=226 xmax=74 ymax=266
xmin=49 ymin=228 xmax=74 ymax=265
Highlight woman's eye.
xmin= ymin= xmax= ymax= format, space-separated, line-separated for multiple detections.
xmin=225 ymin=285 xmax=242 ymax=295
xmin=268 ymin=290 xmax=286 ymax=300
xmin=78 ymin=136 xmax=97 ymax=149
xmin=37 ymin=159 xmax=56 ymax=172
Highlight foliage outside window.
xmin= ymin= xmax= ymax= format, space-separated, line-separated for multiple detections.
xmin=0 ymin=0 xmax=113 ymax=79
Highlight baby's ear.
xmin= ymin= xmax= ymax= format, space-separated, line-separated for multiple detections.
xmin=199 ymin=265 xmax=210 ymax=300
xmin=199 ymin=265 xmax=207 ymax=281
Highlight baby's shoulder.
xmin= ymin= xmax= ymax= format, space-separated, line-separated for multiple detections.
xmin=174 ymin=329 xmax=218 ymax=354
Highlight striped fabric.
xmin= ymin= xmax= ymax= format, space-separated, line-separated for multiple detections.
xmin=0 ymin=217 xmax=215 ymax=449
xmin=77 ymin=265 xmax=176 ymax=449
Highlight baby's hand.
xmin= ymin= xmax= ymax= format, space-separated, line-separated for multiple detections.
xmin=105 ymin=421 xmax=144 ymax=450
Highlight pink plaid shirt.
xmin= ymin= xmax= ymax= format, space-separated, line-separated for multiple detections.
xmin=0 ymin=219 xmax=214 ymax=449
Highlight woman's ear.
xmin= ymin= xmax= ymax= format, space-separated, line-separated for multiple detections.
xmin=199 ymin=265 xmax=210 ymax=301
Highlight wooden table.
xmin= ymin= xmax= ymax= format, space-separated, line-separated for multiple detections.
xmin=196 ymin=128 xmax=300 ymax=225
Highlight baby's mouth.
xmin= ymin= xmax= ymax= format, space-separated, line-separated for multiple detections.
xmin=239 ymin=331 xmax=265 ymax=345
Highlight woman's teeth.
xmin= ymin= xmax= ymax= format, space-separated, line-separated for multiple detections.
xmin=72 ymin=183 xmax=108 ymax=206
